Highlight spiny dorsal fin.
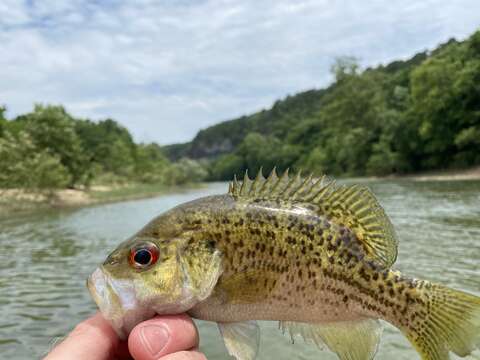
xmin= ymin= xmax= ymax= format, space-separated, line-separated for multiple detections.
xmin=228 ymin=168 xmax=398 ymax=267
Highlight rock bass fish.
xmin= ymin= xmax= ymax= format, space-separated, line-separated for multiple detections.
xmin=87 ymin=170 xmax=480 ymax=360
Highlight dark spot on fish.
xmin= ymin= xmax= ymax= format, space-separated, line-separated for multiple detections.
xmin=207 ymin=240 xmax=216 ymax=249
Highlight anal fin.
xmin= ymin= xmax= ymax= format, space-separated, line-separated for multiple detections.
xmin=280 ymin=319 xmax=383 ymax=360
xmin=218 ymin=320 xmax=260 ymax=360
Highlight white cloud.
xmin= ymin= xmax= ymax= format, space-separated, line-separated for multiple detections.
xmin=0 ymin=0 xmax=479 ymax=144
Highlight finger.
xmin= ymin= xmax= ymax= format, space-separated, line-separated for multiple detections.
xmin=44 ymin=312 xmax=126 ymax=360
xmin=160 ymin=350 xmax=207 ymax=360
xmin=128 ymin=314 xmax=199 ymax=360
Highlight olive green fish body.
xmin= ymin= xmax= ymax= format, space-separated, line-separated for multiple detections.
xmin=164 ymin=195 xmax=429 ymax=332
xmin=171 ymin=195 xmax=376 ymax=322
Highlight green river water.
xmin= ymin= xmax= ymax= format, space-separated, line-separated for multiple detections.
xmin=1 ymin=180 xmax=479 ymax=359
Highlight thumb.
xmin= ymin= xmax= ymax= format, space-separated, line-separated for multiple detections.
xmin=128 ymin=314 xmax=201 ymax=360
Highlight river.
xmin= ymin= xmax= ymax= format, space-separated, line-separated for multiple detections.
xmin=1 ymin=180 xmax=479 ymax=359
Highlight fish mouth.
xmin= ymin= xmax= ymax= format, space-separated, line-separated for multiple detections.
xmin=87 ymin=267 xmax=155 ymax=339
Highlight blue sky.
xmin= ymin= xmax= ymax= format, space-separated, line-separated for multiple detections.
xmin=0 ymin=1 xmax=479 ymax=144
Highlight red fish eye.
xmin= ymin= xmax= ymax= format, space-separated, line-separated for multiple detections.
xmin=130 ymin=243 xmax=159 ymax=269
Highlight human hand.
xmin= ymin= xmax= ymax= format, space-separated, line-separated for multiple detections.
xmin=44 ymin=312 xmax=207 ymax=360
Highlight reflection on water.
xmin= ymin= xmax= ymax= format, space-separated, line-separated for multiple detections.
xmin=1 ymin=180 xmax=479 ymax=359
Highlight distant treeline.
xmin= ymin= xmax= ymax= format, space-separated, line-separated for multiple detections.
xmin=165 ymin=29 xmax=480 ymax=180
xmin=0 ymin=105 xmax=207 ymax=190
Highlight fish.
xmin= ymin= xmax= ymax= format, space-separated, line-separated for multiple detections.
xmin=87 ymin=169 xmax=480 ymax=360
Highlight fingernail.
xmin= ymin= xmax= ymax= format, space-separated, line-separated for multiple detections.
xmin=140 ymin=324 xmax=170 ymax=356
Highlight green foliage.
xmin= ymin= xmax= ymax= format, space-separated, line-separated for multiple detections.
xmin=164 ymin=158 xmax=208 ymax=185
xmin=210 ymin=154 xmax=245 ymax=180
xmin=0 ymin=131 xmax=71 ymax=189
xmin=0 ymin=106 xmax=204 ymax=190
xmin=182 ymin=29 xmax=480 ymax=180
xmin=75 ymin=118 xmax=137 ymax=178
xmin=238 ymin=133 xmax=300 ymax=174
xmin=331 ymin=56 xmax=360 ymax=82
xmin=134 ymin=143 xmax=171 ymax=183
xmin=0 ymin=106 xmax=6 ymax=136
xmin=15 ymin=105 xmax=89 ymax=186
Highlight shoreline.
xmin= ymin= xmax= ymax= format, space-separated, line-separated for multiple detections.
xmin=0 ymin=182 xmax=204 ymax=219
xmin=1 ymin=166 xmax=479 ymax=218
xmin=378 ymin=166 xmax=480 ymax=182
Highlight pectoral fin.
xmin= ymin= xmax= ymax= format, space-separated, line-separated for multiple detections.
xmin=180 ymin=240 xmax=223 ymax=301
xmin=218 ymin=320 xmax=260 ymax=360
xmin=280 ymin=319 xmax=383 ymax=360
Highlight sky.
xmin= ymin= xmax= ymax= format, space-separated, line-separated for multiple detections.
xmin=0 ymin=1 xmax=479 ymax=145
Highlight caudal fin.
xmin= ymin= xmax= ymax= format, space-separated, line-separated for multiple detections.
xmin=401 ymin=281 xmax=480 ymax=360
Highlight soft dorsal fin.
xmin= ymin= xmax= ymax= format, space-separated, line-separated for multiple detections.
xmin=229 ymin=168 xmax=398 ymax=267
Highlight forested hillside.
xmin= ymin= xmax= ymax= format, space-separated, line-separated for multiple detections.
xmin=0 ymin=105 xmax=206 ymax=190
xmin=165 ymin=30 xmax=480 ymax=180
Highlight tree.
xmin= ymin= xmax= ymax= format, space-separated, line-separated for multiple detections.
xmin=210 ymin=154 xmax=245 ymax=180
xmin=75 ymin=118 xmax=136 ymax=177
xmin=0 ymin=106 xmax=6 ymax=136
xmin=18 ymin=105 xmax=89 ymax=186
xmin=135 ymin=143 xmax=170 ymax=183
xmin=331 ymin=56 xmax=360 ymax=82
xmin=0 ymin=131 xmax=70 ymax=189
xmin=164 ymin=158 xmax=208 ymax=185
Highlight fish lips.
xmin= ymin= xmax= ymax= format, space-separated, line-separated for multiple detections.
xmin=87 ymin=267 xmax=155 ymax=339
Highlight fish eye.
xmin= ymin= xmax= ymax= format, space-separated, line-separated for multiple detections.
xmin=129 ymin=243 xmax=159 ymax=269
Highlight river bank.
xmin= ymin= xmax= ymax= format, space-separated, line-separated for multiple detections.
xmin=0 ymin=182 xmax=204 ymax=218
xmin=380 ymin=165 xmax=480 ymax=182
xmin=1 ymin=166 xmax=479 ymax=218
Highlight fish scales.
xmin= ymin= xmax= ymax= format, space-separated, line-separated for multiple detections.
xmin=88 ymin=170 xmax=480 ymax=360
xmin=175 ymin=195 xmax=423 ymax=331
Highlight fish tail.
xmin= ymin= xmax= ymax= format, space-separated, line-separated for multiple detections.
xmin=398 ymin=280 xmax=480 ymax=360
